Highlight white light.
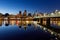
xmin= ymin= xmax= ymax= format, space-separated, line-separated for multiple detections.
xmin=51 ymin=32 xmax=54 ymax=35
xmin=26 ymin=21 xmax=29 ymax=23
xmin=43 ymin=27 xmax=46 ymax=30
xmin=34 ymin=21 xmax=37 ymax=24
xmin=51 ymin=13 xmax=54 ymax=15
xmin=55 ymin=10 xmax=58 ymax=12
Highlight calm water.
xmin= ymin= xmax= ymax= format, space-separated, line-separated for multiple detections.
xmin=0 ymin=24 xmax=55 ymax=40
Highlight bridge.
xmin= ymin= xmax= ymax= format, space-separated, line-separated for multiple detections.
xmin=33 ymin=12 xmax=60 ymax=26
xmin=0 ymin=11 xmax=60 ymax=39
xmin=33 ymin=14 xmax=60 ymax=39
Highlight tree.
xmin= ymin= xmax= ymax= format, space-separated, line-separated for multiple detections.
xmin=23 ymin=10 xmax=27 ymax=16
xmin=0 ymin=13 xmax=4 ymax=16
xmin=5 ymin=13 xmax=9 ymax=17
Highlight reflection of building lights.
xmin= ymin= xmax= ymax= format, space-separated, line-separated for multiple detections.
xmin=11 ymin=21 xmax=16 ymax=25
xmin=51 ymin=32 xmax=54 ymax=35
xmin=57 ymin=21 xmax=60 ymax=26
xmin=4 ymin=21 xmax=8 ymax=24
xmin=34 ymin=21 xmax=37 ymax=24
xmin=16 ymin=21 xmax=20 ymax=26
xmin=26 ymin=21 xmax=29 ymax=24
xmin=43 ymin=28 xmax=47 ymax=32
xmin=43 ymin=27 xmax=46 ymax=30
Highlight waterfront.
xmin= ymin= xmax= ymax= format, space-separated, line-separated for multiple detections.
xmin=0 ymin=10 xmax=59 ymax=40
xmin=0 ymin=0 xmax=60 ymax=40
xmin=0 ymin=11 xmax=60 ymax=40
xmin=0 ymin=24 xmax=58 ymax=40
xmin=0 ymin=18 xmax=59 ymax=40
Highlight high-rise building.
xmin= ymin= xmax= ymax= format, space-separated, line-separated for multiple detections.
xmin=23 ymin=10 xmax=27 ymax=16
xmin=19 ymin=11 xmax=22 ymax=16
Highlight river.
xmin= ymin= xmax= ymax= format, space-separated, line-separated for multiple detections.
xmin=0 ymin=24 xmax=57 ymax=40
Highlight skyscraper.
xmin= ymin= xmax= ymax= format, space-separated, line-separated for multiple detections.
xmin=23 ymin=10 xmax=27 ymax=16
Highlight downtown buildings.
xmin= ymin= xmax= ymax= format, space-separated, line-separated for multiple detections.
xmin=0 ymin=10 xmax=60 ymax=27
xmin=0 ymin=10 xmax=33 ymax=27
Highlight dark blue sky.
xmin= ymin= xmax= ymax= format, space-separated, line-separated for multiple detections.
xmin=0 ymin=0 xmax=60 ymax=14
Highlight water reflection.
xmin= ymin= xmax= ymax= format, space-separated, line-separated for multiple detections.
xmin=0 ymin=19 xmax=35 ymax=30
xmin=0 ymin=18 xmax=33 ymax=26
xmin=40 ymin=18 xmax=60 ymax=28
xmin=0 ymin=20 xmax=59 ymax=40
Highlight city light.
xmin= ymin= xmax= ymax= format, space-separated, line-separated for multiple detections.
xmin=0 ymin=10 xmax=60 ymax=39
xmin=26 ymin=21 xmax=29 ymax=24
xmin=51 ymin=13 xmax=54 ymax=15
xmin=58 ymin=11 xmax=60 ymax=14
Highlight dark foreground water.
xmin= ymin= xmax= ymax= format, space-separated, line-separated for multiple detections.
xmin=0 ymin=24 xmax=55 ymax=40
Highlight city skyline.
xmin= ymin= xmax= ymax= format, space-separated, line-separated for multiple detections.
xmin=0 ymin=0 xmax=60 ymax=14
xmin=0 ymin=0 xmax=60 ymax=40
